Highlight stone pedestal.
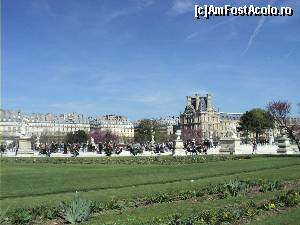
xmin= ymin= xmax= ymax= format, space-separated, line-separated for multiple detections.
xmin=174 ymin=130 xmax=185 ymax=154
xmin=219 ymin=137 xmax=241 ymax=155
xmin=175 ymin=139 xmax=184 ymax=150
xmin=277 ymin=135 xmax=294 ymax=154
xmin=17 ymin=136 xmax=34 ymax=157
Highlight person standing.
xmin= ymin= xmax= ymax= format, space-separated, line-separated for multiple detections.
xmin=252 ymin=139 xmax=257 ymax=154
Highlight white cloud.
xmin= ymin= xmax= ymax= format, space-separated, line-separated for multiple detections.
xmin=169 ymin=0 xmax=194 ymax=16
xmin=243 ymin=0 xmax=278 ymax=54
xmin=106 ymin=0 xmax=154 ymax=22
xmin=243 ymin=16 xmax=266 ymax=54
xmin=185 ymin=32 xmax=199 ymax=40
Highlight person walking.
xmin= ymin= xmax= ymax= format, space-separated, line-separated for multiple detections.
xmin=252 ymin=139 xmax=257 ymax=154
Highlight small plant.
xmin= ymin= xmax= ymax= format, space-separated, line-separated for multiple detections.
xmin=223 ymin=180 xmax=249 ymax=197
xmin=216 ymin=208 xmax=239 ymax=223
xmin=91 ymin=201 xmax=105 ymax=212
xmin=105 ymin=197 xmax=127 ymax=210
xmin=276 ymin=190 xmax=300 ymax=207
xmin=263 ymin=201 xmax=277 ymax=210
xmin=260 ymin=180 xmax=282 ymax=192
xmin=30 ymin=205 xmax=60 ymax=220
xmin=60 ymin=196 xmax=92 ymax=224
xmin=0 ymin=208 xmax=9 ymax=225
xmin=11 ymin=208 xmax=32 ymax=225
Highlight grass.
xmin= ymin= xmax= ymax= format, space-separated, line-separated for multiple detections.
xmin=1 ymin=155 xmax=300 ymax=224
xmin=85 ymin=189 xmax=299 ymax=225
xmin=249 ymin=207 xmax=300 ymax=225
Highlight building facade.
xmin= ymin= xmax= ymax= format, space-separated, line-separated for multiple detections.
xmin=89 ymin=115 xmax=134 ymax=138
xmin=155 ymin=116 xmax=179 ymax=135
xmin=179 ymin=94 xmax=242 ymax=139
xmin=0 ymin=109 xmax=90 ymax=139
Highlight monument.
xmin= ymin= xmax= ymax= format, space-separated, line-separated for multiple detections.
xmin=36 ymin=135 xmax=40 ymax=147
xmin=268 ymin=131 xmax=274 ymax=145
xmin=17 ymin=118 xmax=34 ymax=157
xmin=174 ymin=129 xmax=185 ymax=154
xmin=151 ymin=130 xmax=155 ymax=145
xmin=277 ymin=133 xmax=295 ymax=154
xmin=219 ymin=124 xmax=241 ymax=155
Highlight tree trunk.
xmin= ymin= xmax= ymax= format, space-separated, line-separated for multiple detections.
xmin=286 ymin=128 xmax=300 ymax=151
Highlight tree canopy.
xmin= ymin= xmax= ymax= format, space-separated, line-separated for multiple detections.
xmin=65 ymin=130 xmax=88 ymax=144
xmin=238 ymin=108 xmax=274 ymax=140
xmin=134 ymin=119 xmax=170 ymax=143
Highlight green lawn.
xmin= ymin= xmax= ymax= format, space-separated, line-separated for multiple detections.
xmin=249 ymin=207 xmax=300 ymax=225
xmin=86 ymin=189 xmax=293 ymax=225
xmin=1 ymin=155 xmax=300 ymax=224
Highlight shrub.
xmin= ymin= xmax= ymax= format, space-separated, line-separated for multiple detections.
xmin=60 ymin=196 xmax=92 ymax=224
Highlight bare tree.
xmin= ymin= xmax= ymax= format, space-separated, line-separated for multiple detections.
xmin=181 ymin=128 xmax=203 ymax=142
xmin=267 ymin=101 xmax=300 ymax=150
xmin=90 ymin=129 xmax=119 ymax=144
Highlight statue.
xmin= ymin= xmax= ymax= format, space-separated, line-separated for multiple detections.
xmin=226 ymin=123 xmax=238 ymax=139
xmin=19 ymin=118 xmax=30 ymax=138
xmin=91 ymin=137 xmax=95 ymax=145
xmin=151 ymin=130 xmax=155 ymax=144
xmin=36 ymin=135 xmax=40 ymax=146
xmin=175 ymin=129 xmax=182 ymax=140
xmin=220 ymin=123 xmax=241 ymax=155
xmin=17 ymin=118 xmax=34 ymax=156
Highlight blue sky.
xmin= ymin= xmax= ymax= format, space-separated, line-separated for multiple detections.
xmin=2 ymin=0 xmax=300 ymax=119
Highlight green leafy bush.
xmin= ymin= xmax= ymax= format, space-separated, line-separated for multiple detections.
xmin=60 ymin=196 xmax=92 ymax=224
xmin=30 ymin=205 xmax=59 ymax=220
xmin=223 ymin=180 xmax=249 ymax=197
xmin=260 ymin=180 xmax=282 ymax=192
xmin=105 ymin=197 xmax=127 ymax=210
xmin=11 ymin=208 xmax=32 ymax=225
xmin=0 ymin=154 xmax=254 ymax=165
xmin=0 ymin=208 xmax=9 ymax=225
xmin=276 ymin=190 xmax=300 ymax=207
xmin=91 ymin=201 xmax=105 ymax=212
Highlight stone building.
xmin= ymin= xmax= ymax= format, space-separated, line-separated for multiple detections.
xmin=155 ymin=116 xmax=179 ymax=135
xmin=89 ymin=115 xmax=134 ymax=139
xmin=179 ymin=94 xmax=242 ymax=139
xmin=0 ymin=109 xmax=90 ymax=140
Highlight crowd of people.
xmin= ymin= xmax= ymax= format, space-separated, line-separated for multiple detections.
xmin=184 ymin=139 xmax=217 ymax=155
xmin=1 ymin=136 xmax=278 ymax=156
xmin=0 ymin=139 xmax=211 ymax=157
xmin=31 ymin=141 xmax=177 ymax=157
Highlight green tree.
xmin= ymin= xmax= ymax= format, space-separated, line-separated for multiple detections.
xmin=65 ymin=130 xmax=88 ymax=144
xmin=134 ymin=119 xmax=153 ymax=143
xmin=134 ymin=119 xmax=165 ymax=143
xmin=238 ymin=108 xmax=274 ymax=141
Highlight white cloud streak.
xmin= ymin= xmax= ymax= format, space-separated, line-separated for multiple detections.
xmin=243 ymin=0 xmax=277 ymax=54
xmin=106 ymin=0 xmax=154 ymax=22
xmin=243 ymin=16 xmax=266 ymax=54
